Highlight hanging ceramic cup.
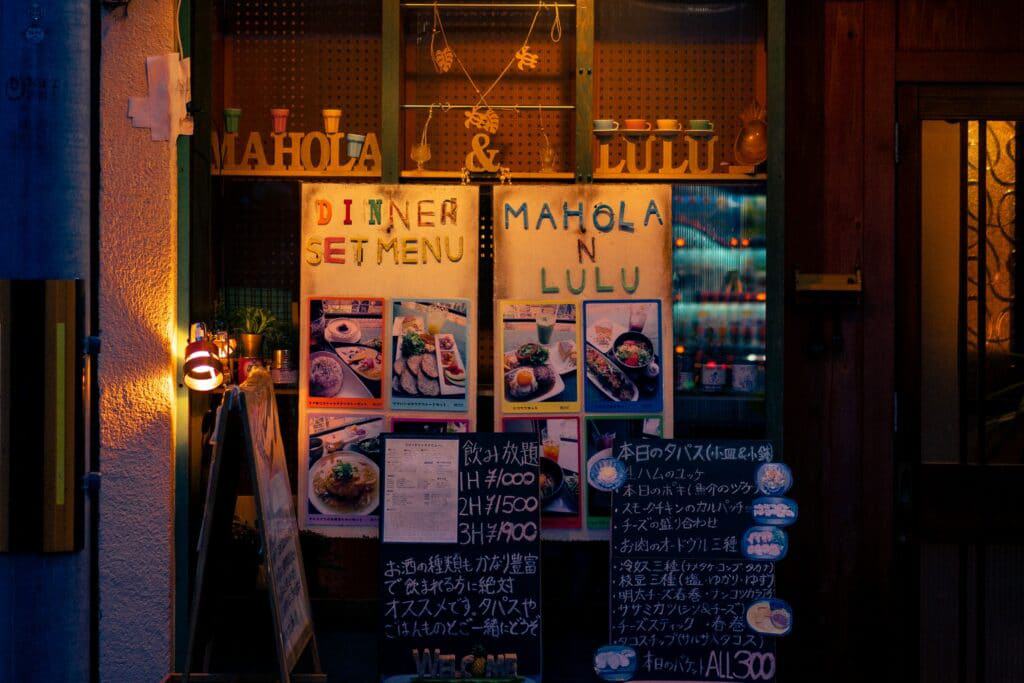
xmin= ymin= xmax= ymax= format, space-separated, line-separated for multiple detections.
xmin=322 ymin=108 xmax=342 ymax=134
xmin=347 ymin=133 xmax=366 ymax=159
xmin=270 ymin=108 xmax=290 ymax=134
xmin=223 ymin=107 xmax=241 ymax=133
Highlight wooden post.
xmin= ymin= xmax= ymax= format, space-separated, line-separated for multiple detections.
xmin=575 ymin=0 xmax=594 ymax=182
xmin=381 ymin=0 xmax=401 ymax=183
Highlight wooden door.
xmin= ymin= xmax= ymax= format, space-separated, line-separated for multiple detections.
xmin=897 ymin=85 xmax=1024 ymax=682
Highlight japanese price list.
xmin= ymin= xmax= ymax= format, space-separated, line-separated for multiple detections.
xmin=379 ymin=434 xmax=542 ymax=680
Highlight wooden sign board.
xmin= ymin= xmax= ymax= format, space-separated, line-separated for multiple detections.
xmin=492 ymin=185 xmax=673 ymax=536
xmin=211 ymin=131 xmax=382 ymax=178
xmin=186 ymin=370 xmax=319 ymax=682
xmin=299 ymin=184 xmax=480 ymax=536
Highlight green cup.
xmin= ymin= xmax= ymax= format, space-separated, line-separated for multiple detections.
xmin=223 ymin=108 xmax=241 ymax=133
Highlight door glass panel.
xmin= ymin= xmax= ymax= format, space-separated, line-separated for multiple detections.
xmin=920 ymin=120 xmax=1021 ymax=464
xmin=921 ymin=120 xmax=962 ymax=462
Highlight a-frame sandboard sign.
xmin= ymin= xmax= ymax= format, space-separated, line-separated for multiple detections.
xmin=183 ymin=369 xmax=324 ymax=683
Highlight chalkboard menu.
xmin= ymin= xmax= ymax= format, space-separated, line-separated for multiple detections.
xmin=379 ymin=433 xmax=541 ymax=683
xmin=610 ymin=438 xmax=793 ymax=682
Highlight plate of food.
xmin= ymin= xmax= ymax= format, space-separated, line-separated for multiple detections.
xmin=435 ymin=333 xmax=467 ymax=396
xmin=325 ymin=318 xmax=362 ymax=344
xmin=611 ymin=332 xmax=655 ymax=370
xmin=585 ymin=343 xmax=639 ymax=402
xmin=503 ymin=343 xmax=565 ymax=403
xmin=547 ymin=339 xmax=577 ymax=375
xmin=334 ymin=346 xmax=383 ymax=382
xmin=392 ymin=330 xmax=442 ymax=398
xmin=310 ymin=350 xmax=372 ymax=399
xmin=308 ymin=451 xmax=380 ymax=515
xmin=309 ymin=351 xmax=346 ymax=398
xmin=539 ymin=456 xmax=565 ymax=504
xmin=588 ymin=319 xmax=624 ymax=354
xmin=587 ymin=449 xmax=628 ymax=492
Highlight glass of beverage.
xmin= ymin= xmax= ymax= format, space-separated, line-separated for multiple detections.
xmin=542 ymin=439 xmax=560 ymax=463
xmin=628 ymin=304 xmax=648 ymax=332
xmin=536 ymin=305 xmax=557 ymax=345
xmin=426 ymin=304 xmax=447 ymax=335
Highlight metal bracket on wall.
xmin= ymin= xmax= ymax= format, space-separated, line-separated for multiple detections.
xmin=794 ymin=269 xmax=862 ymax=305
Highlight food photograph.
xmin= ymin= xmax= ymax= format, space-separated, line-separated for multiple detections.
xmin=305 ymin=414 xmax=385 ymax=527
xmin=583 ymin=300 xmax=663 ymax=413
xmin=502 ymin=417 xmax=581 ymax=529
xmin=307 ymin=298 xmax=385 ymax=409
xmin=390 ymin=299 xmax=470 ymax=412
xmin=499 ymin=301 xmax=580 ymax=413
xmin=584 ymin=416 xmax=662 ymax=529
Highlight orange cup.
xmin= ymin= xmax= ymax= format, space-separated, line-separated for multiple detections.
xmin=623 ymin=118 xmax=652 ymax=131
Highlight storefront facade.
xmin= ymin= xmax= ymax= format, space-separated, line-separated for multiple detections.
xmin=6 ymin=0 xmax=1024 ymax=681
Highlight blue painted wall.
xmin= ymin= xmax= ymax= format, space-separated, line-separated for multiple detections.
xmin=0 ymin=0 xmax=92 ymax=679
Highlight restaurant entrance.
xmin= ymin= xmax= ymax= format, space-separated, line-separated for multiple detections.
xmin=897 ymin=85 xmax=1024 ymax=682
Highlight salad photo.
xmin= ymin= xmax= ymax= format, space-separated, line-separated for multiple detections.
xmin=583 ymin=300 xmax=663 ymax=413
xmin=499 ymin=301 xmax=580 ymax=413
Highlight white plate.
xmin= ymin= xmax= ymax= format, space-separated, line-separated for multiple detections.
xmin=546 ymin=340 xmax=577 ymax=375
xmin=586 ymin=319 xmax=625 ymax=354
xmin=435 ymin=333 xmax=467 ymax=397
xmin=585 ymin=344 xmax=639 ymax=402
xmin=313 ymin=351 xmax=373 ymax=399
xmin=505 ymin=365 xmax=565 ymax=404
xmin=307 ymin=451 xmax=379 ymax=516
xmin=325 ymin=318 xmax=362 ymax=344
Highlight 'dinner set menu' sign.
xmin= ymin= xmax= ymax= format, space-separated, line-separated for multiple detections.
xmin=378 ymin=433 xmax=541 ymax=683
xmin=299 ymin=184 xmax=479 ymax=536
xmin=610 ymin=438 xmax=795 ymax=682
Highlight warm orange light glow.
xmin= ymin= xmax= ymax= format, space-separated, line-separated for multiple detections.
xmin=674 ymin=237 xmax=686 ymax=248
xmin=674 ymin=345 xmax=685 ymax=355
xmin=755 ymin=292 xmax=767 ymax=302
xmin=184 ymin=340 xmax=224 ymax=392
xmin=741 ymin=238 xmax=750 ymax=247
xmin=729 ymin=238 xmax=739 ymax=247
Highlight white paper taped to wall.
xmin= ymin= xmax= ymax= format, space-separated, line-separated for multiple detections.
xmin=128 ymin=53 xmax=194 ymax=141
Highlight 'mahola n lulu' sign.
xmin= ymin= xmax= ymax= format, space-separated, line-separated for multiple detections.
xmin=211 ymin=130 xmax=382 ymax=177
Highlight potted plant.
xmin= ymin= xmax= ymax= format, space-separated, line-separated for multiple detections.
xmin=232 ymin=306 xmax=277 ymax=358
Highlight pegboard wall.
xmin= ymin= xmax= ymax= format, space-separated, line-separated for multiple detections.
xmin=401 ymin=6 xmax=576 ymax=174
xmin=594 ymin=0 xmax=765 ymax=169
xmin=216 ymin=0 xmax=382 ymax=142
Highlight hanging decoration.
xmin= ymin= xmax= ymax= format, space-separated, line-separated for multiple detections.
xmin=429 ymin=3 xmax=454 ymax=73
xmin=515 ymin=45 xmax=540 ymax=71
xmin=538 ymin=104 xmax=556 ymax=172
xmin=464 ymin=107 xmax=501 ymax=134
xmin=411 ymin=103 xmax=437 ymax=171
xmin=428 ymin=0 xmax=561 ymax=137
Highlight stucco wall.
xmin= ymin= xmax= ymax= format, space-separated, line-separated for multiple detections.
xmin=99 ymin=0 xmax=178 ymax=679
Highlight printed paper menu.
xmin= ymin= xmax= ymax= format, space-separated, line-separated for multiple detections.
xmin=382 ymin=437 xmax=459 ymax=543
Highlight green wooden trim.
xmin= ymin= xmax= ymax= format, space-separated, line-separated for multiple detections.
xmin=382 ymin=0 xmax=401 ymax=183
xmin=574 ymin=0 xmax=594 ymax=181
xmin=174 ymin=0 xmax=198 ymax=666
xmin=766 ymin=0 xmax=785 ymax=447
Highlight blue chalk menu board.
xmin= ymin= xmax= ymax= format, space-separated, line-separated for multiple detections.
xmin=379 ymin=433 xmax=542 ymax=683
xmin=610 ymin=438 xmax=792 ymax=682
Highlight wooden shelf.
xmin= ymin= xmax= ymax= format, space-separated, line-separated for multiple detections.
xmin=593 ymin=172 xmax=766 ymax=182
xmin=400 ymin=170 xmax=576 ymax=181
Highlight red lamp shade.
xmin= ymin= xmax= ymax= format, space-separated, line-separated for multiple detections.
xmin=184 ymin=339 xmax=224 ymax=391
